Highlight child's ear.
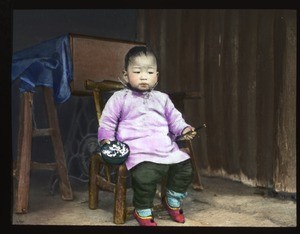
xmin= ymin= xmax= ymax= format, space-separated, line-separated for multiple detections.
xmin=122 ymin=70 xmax=129 ymax=82
xmin=156 ymin=71 xmax=159 ymax=78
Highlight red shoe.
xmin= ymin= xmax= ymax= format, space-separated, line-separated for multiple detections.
xmin=133 ymin=209 xmax=157 ymax=226
xmin=162 ymin=196 xmax=185 ymax=223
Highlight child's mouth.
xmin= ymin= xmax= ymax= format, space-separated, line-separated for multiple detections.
xmin=139 ymin=83 xmax=149 ymax=87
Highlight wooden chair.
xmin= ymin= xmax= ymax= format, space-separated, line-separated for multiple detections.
xmin=86 ymin=79 xmax=203 ymax=224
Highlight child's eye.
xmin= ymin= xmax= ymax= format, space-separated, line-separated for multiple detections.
xmin=148 ymin=71 xmax=154 ymax=74
xmin=133 ymin=71 xmax=140 ymax=74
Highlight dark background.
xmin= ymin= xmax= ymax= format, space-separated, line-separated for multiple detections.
xmin=13 ymin=9 xmax=138 ymax=52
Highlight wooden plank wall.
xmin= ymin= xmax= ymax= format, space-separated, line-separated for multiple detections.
xmin=137 ymin=9 xmax=296 ymax=192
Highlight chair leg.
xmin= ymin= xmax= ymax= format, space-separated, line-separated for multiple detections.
xmin=187 ymin=140 xmax=204 ymax=191
xmin=89 ymin=154 xmax=101 ymax=209
xmin=160 ymin=176 xmax=167 ymax=199
xmin=113 ymin=164 xmax=127 ymax=224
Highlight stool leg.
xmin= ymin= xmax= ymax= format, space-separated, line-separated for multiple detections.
xmin=15 ymin=92 xmax=33 ymax=213
xmin=113 ymin=164 xmax=127 ymax=224
xmin=44 ymin=88 xmax=73 ymax=200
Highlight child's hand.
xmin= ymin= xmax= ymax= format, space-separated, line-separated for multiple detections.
xmin=181 ymin=127 xmax=197 ymax=140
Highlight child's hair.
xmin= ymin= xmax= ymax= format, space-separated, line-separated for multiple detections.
xmin=124 ymin=46 xmax=158 ymax=70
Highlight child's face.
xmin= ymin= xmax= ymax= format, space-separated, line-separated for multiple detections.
xmin=123 ymin=54 xmax=159 ymax=91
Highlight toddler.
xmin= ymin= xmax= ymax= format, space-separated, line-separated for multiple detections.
xmin=98 ymin=46 xmax=196 ymax=226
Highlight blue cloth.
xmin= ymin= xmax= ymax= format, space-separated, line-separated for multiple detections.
xmin=11 ymin=34 xmax=73 ymax=103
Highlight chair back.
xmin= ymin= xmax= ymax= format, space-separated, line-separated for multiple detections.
xmin=85 ymin=79 xmax=124 ymax=125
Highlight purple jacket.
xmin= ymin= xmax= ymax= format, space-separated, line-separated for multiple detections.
xmin=98 ymin=88 xmax=191 ymax=170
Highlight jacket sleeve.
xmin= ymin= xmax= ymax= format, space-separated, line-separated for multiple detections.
xmin=97 ymin=92 xmax=123 ymax=141
xmin=164 ymin=95 xmax=190 ymax=137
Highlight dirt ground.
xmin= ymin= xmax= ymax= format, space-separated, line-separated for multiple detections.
xmin=12 ymin=170 xmax=297 ymax=230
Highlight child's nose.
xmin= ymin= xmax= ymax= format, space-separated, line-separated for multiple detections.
xmin=140 ymin=72 xmax=148 ymax=80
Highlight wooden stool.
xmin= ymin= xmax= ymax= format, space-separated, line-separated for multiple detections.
xmin=13 ymin=87 xmax=73 ymax=214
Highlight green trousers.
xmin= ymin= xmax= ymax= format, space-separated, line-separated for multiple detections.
xmin=129 ymin=159 xmax=193 ymax=209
